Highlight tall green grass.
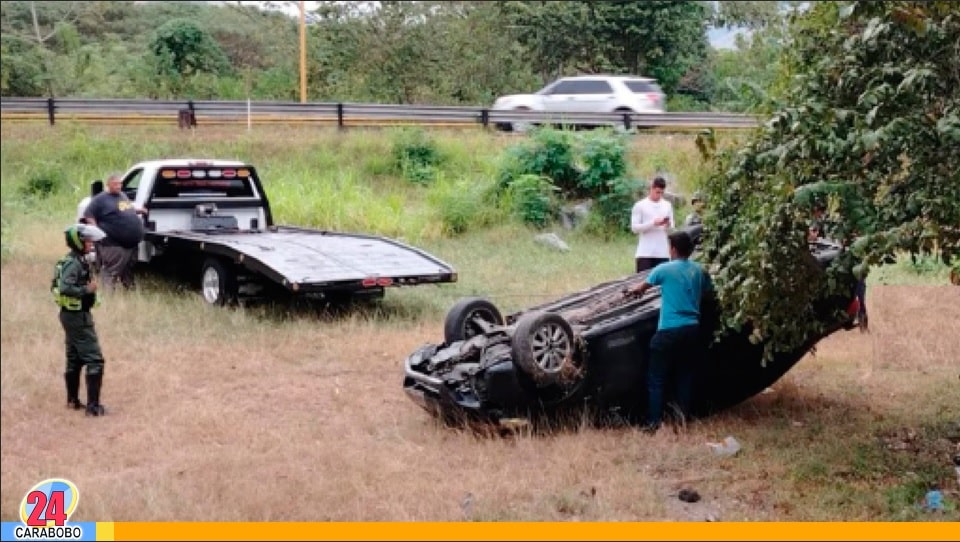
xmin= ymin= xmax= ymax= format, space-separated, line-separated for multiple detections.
xmin=0 ymin=123 xmax=711 ymax=324
xmin=2 ymin=123 xmax=949 ymax=286
xmin=0 ymin=125 xmax=705 ymax=260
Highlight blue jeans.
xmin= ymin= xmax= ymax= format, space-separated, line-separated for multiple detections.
xmin=646 ymin=324 xmax=702 ymax=427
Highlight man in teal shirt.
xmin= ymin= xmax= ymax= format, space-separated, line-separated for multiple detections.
xmin=627 ymin=230 xmax=713 ymax=432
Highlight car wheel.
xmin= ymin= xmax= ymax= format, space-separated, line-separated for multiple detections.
xmin=511 ymin=311 xmax=582 ymax=387
xmin=511 ymin=106 xmax=533 ymax=133
xmin=200 ymin=257 xmax=237 ymax=306
xmin=444 ymin=297 xmax=505 ymax=343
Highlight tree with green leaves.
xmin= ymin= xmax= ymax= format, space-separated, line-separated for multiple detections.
xmin=0 ymin=1 xmax=89 ymax=96
xmin=709 ymin=1 xmax=806 ymax=30
xmin=307 ymin=1 xmax=540 ymax=104
xmin=150 ymin=18 xmax=231 ymax=97
xmin=498 ymin=0 xmax=710 ymax=95
xmin=699 ymin=0 xmax=960 ymax=362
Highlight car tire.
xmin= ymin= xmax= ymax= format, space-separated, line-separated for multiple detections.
xmin=511 ymin=106 xmax=533 ymax=133
xmin=443 ymin=297 xmax=505 ymax=343
xmin=200 ymin=257 xmax=237 ymax=306
xmin=511 ymin=311 xmax=582 ymax=388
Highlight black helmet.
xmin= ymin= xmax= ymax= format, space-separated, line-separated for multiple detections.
xmin=64 ymin=223 xmax=106 ymax=251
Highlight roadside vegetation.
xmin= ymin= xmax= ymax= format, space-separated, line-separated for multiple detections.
xmin=2 ymin=123 xmax=957 ymax=523
xmin=1 ymin=1 xmax=804 ymax=113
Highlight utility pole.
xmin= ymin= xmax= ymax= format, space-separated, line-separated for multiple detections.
xmin=299 ymin=0 xmax=307 ymax=103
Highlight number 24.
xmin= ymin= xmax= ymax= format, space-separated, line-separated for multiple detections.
xmin=26 ymin=491 xmax=67 ymax=526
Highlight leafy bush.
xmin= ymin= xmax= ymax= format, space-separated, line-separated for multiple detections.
xmin=391 ymin=128 xmax=443 ymax=185
xmin=495 ymin=144 xmax=536 ymax=193
xmin=496 ymin=127 xmax=636 ymax=231
xmin=591 ymin=176 xmax=643 ymax=235
xmin=19 ymin=170 xmax=66 ymax=199
xmin=577 ymin=130 xmax=628 ymax=192
xmin=427 ymin=176 xmax=498 ymax=235
xmin=667 ymin=94 xmax=712 ymax=112
xmin=497 ymin=128 xmax=580 ymax=195
xmin=529 ymin=128 xmax=581 ymax=194
xmin=575 ymin=130 xmax=638 ymax=231
xmin=506 ymin=174 xmax=557 ymax=227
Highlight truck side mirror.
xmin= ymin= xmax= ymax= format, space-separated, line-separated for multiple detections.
xmin=90 ymin=180 xmax=103 ymax=197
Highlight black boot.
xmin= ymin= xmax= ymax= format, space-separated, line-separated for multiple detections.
xmin=85 ymin=373 xmax=105 ymax=417
xmin=65 ymin=371 xmax=84 ymax=410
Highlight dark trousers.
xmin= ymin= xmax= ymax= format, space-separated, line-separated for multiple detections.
xmin=636 ymin=257 xmax=669 ymax=273
xmin=60 ymin=310 xmax=104 ymax=376
xmin=98 ymin=243 xmax=137 ymax=290
xmin=646 ymin=324 xmax=701 ymax=427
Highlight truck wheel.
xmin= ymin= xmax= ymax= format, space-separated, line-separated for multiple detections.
xmin=444 ymin=297 xmax=505 ymax=343
xmin=201 ymin=257 xmax=237 ymax=306
xmin=511 ymin=311 xmax=582 ymax=388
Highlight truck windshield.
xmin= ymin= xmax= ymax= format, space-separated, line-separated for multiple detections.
xmin=153 ymin=166 xmax=259 ymax=198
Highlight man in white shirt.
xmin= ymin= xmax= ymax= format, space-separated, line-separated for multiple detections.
xmin=630 ymin=177 xmax=674 ymax=273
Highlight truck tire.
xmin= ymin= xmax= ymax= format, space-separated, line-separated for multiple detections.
xmin=511 ymin=311 xmax=582 ymax=388
xmin=444 ymin=297 xmax=505 ymax=343
xmin=200 ymin=257 xmax=237 ymax=306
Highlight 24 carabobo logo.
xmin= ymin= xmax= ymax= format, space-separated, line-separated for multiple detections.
xmin=14 ymin=478 xmax=83 ymax=540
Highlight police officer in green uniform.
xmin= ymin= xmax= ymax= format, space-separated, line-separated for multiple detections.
xmin=53 ymin=224 xmax=108 ymax=416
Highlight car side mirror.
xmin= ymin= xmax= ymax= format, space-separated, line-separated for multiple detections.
xmin=90 ymin=180 xmax=103 ymax=197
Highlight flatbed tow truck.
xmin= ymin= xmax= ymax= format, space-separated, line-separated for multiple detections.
xmin=79 ymin=159 xmax=456 ymax=305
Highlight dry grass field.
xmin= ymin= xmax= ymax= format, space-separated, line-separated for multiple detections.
xmin=1 ymin=221 xmax=958 ymax=522
xmin=1 ymin=124 xmax=958 ymax=522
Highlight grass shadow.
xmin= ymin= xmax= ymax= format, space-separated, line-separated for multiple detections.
xmin=133 ymin=262 xmax=443 ymax=325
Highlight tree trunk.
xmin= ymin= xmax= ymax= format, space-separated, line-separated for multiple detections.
xmin=30 ymin=1 xmax=56 ymax=98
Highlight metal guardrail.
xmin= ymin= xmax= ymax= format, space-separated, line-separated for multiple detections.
xmin=0 ymin=97 xmax=762 ymax=130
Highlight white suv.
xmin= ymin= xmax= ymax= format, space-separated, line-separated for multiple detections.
xmin=491 ymin=75 xmax=666 ymax=131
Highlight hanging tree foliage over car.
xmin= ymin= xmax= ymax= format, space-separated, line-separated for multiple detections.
xmin=698 ymin=0 xmax=960 ymax=362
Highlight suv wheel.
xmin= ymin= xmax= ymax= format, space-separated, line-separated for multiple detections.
xmin=444 ymin=297 xmax=504 ymax=343
xmin=511 ymin=311 xmax=583 ymax=387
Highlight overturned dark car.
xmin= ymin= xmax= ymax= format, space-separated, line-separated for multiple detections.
xmin=403 ymin=225 xmax=862 ymax=428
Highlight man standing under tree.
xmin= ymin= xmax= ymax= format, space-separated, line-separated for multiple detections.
xmin=631 ymin=177 xmax=674 ymax=273
xmin=83 ymin=173 xmax=146 ymax=290
xmin=684 ymin=191 xmax=705 ymax=227
xmin=627 ymin=231 xmax=713 ymax=433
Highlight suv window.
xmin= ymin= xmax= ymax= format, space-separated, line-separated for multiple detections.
xmin=624 ymin=80 xmax=662 ymax=93
xmin=549 ymin=79 xmax=614 ymax=95
xmin=151 ymin=166 xmax=258 ymax=199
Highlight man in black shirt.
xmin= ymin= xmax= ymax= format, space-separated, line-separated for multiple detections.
xmin=83 ymin=173 xmax=146 ymax=290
